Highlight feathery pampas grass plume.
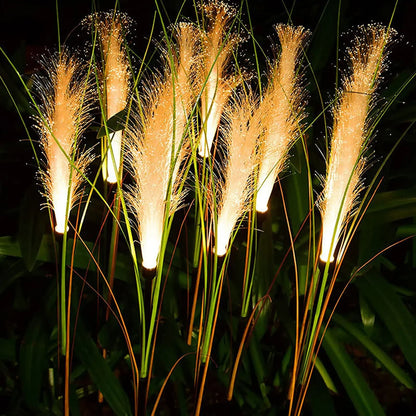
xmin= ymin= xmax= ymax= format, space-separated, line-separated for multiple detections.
xmin=319 ymin=24 xmax=395 ymax=263
xmin=214 ymin=91 xmax=261 ymax=256
xmin=96 ymin=11 xmax=131 ymax=184
xmin=256 ymin=24 xmax=309 ymax=213
xmin=125 ymin=23 xmax=200 ymax=270
xmin=34 ymin=49 xmax=94 ymax=234
xmin=197 ymin=0 xmax=242 ymax=158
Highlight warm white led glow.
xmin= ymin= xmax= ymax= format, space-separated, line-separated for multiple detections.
xmin=198 ymin=83 xmax=220 ymax=158
xmin=255 ymin=178 xmax=274 ymax=213
xmin=106 ymin=131 xmax=122 ymax=184
xmin=53 ymin=195 xmax=69 ymax=234
xmin=55 ymin=223 xmax=67 ymax=235
xmin=139 ymin=211 xmax=164 ymax=271
xmin=319 ymin=251 xmax=335 ymax=263
xmin=35 ymin=51 xmax=93 ymax=238
xmin=215 ymin=219 xmax=233 ymax=257
xmin=141 ymin=252 xmax=158 ymax=271
xmin=141 ymin=234 xmax=160 ymax=271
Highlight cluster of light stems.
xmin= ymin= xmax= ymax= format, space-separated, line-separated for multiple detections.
xmin=34 ymin=6 xmax=392 ymax=283
xmin=35 ymin=50 xmax=93 ymax=233
xmin=319 ymin=25 xmax=393 ymax=263
xmin=213 ymin=24 xmax=308 ymax=256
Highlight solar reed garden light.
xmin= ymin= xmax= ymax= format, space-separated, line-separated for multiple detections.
xmin=213 ymin=91 xmax=261 ymax=257
xmin=197 ymin=0 xmax=242 ymax=158
xmin=34 ymin=49 xmax=94 ymax=357
xmin=95 ymin=12 xmax=131 ymax=185
xmin=318 ymin=24 xmax=395 ymax=264
xmin=288 ymin=25 xmax=396 ymax=416
xmin=35 ymin=50 xmax=94 ymax=235
xmin=125 ymin=23 xmax=200 ymax=271
xmin=255 ymin=24 xmax=309 ymax=214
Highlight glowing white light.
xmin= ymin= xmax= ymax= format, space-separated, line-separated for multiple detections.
xmin=55 ymin=224 xmax=66 ymax=234
xmin=51 ymin=179 xmax=70 ymax=234
xmin=256 ymin=180 xmax=274 ymax=213
xmin=140 ymin=215 xmax=163 ymax=271
xmin=320 ymin=208 xmax=340 ymax=264
xmin=141 ymin=237 xmax=159 ymax=270
xmin=215 ymin=218 xmax=234 ymax=257
xmin=106 ymin=131 xmax=122 ymax=184
xmin=215 ymin=236 xmax=228 ymax=257
xmin=319 ymin=251 xmax=335 ymax=263
xmin=198 ymin=82 xmax=220 ymax=158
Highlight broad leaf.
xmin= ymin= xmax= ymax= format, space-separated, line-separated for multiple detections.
xmin=355 ymin=273 xmax=416 ymax=374
xmin=323 ymin=328 xmax=386 ymax=416
xmin=74 ymin=322 xmax=133 ymax=416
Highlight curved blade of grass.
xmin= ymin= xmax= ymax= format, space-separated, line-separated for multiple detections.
xmin=314 ymin=356 xmax=338 ymax=393
xmin=323 ymin=328 xmax=386 ymax=416
xmin=355 ymin=273 xmax=416 ymax=374
xmin=333 ymin=313 xmax=416 ymax=389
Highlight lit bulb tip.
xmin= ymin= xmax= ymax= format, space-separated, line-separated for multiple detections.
xmin=319 ymin=252 xmax=335 ymax=263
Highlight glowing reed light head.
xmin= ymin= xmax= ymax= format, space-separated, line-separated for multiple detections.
xmin=140 ymin=234 xmax=160 ymax=271
xmin=35 ymin=50 xmax=94 ymax=238
xmin=319 ymin=193 xmax=345 ymax=264
xmin=319 ymin=248 xmax=335 ymax=264
xmin=255 ymin=181 xmax=274 ymax=213
xmin=51 ymin=180 xmax=72 ymax=234
xmin=215 ymin=228 xmax=229 ymax=257
xmin=318 ymin=26 xmax=394 ymax=266
xmin=55 ymin=220 xmax=68 ymax=235
xmin=255 ymin=202 xmax=269 ymax=214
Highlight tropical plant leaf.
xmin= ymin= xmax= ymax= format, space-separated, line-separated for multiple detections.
xmin=314 ymin=356 xmax=338 ymax=393
xmin=355 ymin=273 xmax=416 ymax=374
xmin=323 ymin=328 xmax=386 ymax=416
xmin=308 ymin=373 xmax=338 ymax=416
xmin=19 ymin=316 xmax=48 ymax=410
xmin=17 ymin=189 xmax=45 ymax=271
xmin=74 ymin=322 xmax=133 ymax=416
xmin=333 ymin=313 xmax=416 ymax=389
xmin=0 ymin=235 xmax=132 ymax=281
xmin=0 ymin=337 xmax=16 ymax=362
xmin=285 ymin=140 xmax=310 ymax=233
xmin=97 ymin=108 xmax=128 ymax=138
xmin=366 ymin=189 xmax=416 ymax=220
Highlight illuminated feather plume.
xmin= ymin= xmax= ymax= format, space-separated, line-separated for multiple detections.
xmin=96 ymin=12 xmax=131 ymax=184
xmin=319 ymin=25 xmax=394 ymax=263
xmin=197 ymin=0 xmax=241 ymax=158
xmin=256 ymin=24 xmax=309 ymax=213
xmin=214 ymin=91 xmax=261 ymax=256
xmin=125 ymin=23 xmax=200 ymax=270
xmin=35 ymin=50 xmax=94 ymax=233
